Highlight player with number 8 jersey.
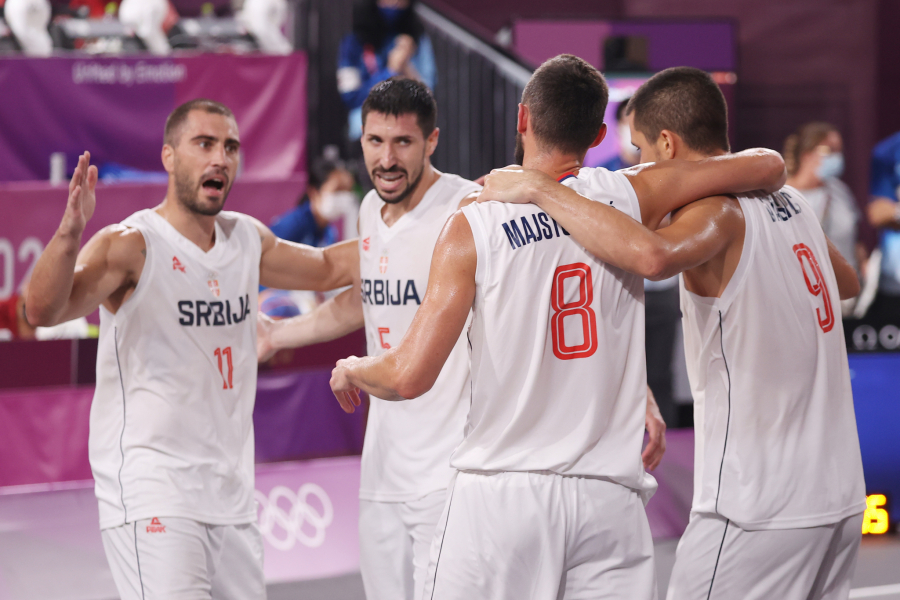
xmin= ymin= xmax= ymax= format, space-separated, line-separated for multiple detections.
xmin=454 ymin=170 xmax=654 ymax=491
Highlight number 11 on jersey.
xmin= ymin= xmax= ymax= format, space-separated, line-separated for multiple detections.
xmin=214 ymin=347 xmax=234 ymax=389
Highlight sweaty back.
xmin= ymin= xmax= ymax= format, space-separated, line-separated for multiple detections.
xmin=456 ymin=168 xmax=656 ymax=499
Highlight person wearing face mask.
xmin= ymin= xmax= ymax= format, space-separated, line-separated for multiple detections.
xmin=785 ymin=123 xmax=864 ymax=288
xmin=269 ymin=156 xmax=359 ymax=248
xmin=337 ymin=0 xmax=436 ymax=143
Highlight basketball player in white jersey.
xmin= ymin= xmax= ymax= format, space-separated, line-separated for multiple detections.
xmin=327 ymin=56 xmax=787 ymax=599
xmin=259 ymin=78 xmax=672 ymax=600
xmin=25 ymin=99 xmax=359 ymax=600
xmin=480 ymin=67 xmax=866 ymax=600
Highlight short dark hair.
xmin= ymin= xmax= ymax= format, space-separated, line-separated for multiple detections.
xmin=626 ymin=67 xmax=729 ymax=153
xmin=164 ymin=99 xmax=235 ymax=146
xmin=522 ymin=54 xmax=608 ymax=156
xmin=309 ymin=156 xmax=344 ymax=189
xmin=615 ymin=97 xmax=632 ymax=122
xmin=361 ymin=78 xmax=437 ymax=138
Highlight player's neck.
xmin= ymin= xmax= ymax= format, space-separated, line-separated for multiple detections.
xmin=156 ymin=198 xmax=218 ymax=252
xmin=522 ymin=151 xmax=583 ymax=181
xmin=381 ymin=163 xmax=439 ymax=227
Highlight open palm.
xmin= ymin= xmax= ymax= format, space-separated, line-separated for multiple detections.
xmin=61 ymin=152 xmax=99 ymax=235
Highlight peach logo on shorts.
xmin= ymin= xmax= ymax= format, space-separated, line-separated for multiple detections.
xmin=146 ymin=517 xmax=166 ymax=533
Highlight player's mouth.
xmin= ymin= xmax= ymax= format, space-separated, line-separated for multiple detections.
xmin=201 ymin=174 xmax=228 ymax=198
xmin=373 ymin=169 xmax=406 ymax=194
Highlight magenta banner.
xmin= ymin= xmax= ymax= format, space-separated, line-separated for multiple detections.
xmin=255 ymin=458 xmax=361 ymax=582
xmin=0 ymin=53 xmax=308 ymax=182
xmin=0 ymin=457 xmax=362 ymax=598
xmin=0 ymin=177 xmax=305 ymax=301
xmin=0 ymin=367 xmax=365 ymax=488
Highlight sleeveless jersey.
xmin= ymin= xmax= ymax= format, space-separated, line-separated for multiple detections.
xmin=90 ymin=209 xmax=261 ymax=529
xmin=358 ymin=171 xmax=482 ymax=501
xmin=681 ymin=186 xmax=866 ymax=530
xmin=455 ymin=167 xmax=657 ymax=499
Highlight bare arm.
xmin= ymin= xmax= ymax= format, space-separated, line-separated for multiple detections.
xmin=624 ymin=149 xmax=785 ymax=228
xmin=26 ymin=153 xmax=144 ymax=326
xmin=255 ymin=222 xmax=359 ymax=291
xmin=827 ymin=236 xmax=861 ymax=300
xmin=329 ymin=212 xmax=476 ymax=411
xmin=867 ymin=196 xmax=900 ymax=230
xmin=642 ymin=386 xmax=667 ymax=471
xmin=257 ymin=284 xmax=364 ymax=361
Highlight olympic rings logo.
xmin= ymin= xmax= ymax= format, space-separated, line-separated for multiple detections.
xmin=255 ymin=484 xmax=334 ymax=551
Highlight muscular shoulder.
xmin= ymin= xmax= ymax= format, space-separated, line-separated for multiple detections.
xmin=76 ymin=225 xmax=146 ymax=285
xmin=671 ymin=195 xmax=743 ymax=225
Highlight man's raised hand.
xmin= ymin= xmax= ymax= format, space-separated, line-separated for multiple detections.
xmin=60 ymin=152 xmax=98 ymax=237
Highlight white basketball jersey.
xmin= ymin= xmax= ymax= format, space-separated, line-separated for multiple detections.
xmin=358 ymin=171 xmax=481 ymax=501
xmin=455 ymin=168 xmax=657 ymax=499
xmin=681 ymin=186 xmax=866 ymax=530
xmin=90 ymin=209 xmax=261 ymax=529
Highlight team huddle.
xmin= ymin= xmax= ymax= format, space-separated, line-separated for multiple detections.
xmin=26 ymin=54 xmax=865 ymax=600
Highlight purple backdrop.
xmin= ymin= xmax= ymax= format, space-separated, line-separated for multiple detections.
xmin=0 ymin=53 xmax=308 ymax=182
xmin=0 ymin=177 xmax=306 ymax=301
xmin=0 ymin=368 xmax=366 ymax=488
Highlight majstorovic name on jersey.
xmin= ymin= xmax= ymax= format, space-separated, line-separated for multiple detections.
xmin=502 ymin=211 xmax=571 ymax=250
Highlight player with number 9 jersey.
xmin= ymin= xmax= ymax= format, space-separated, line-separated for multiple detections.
xmin=455 ymin=168 xmax=656 ymax=496
xmin=681 ymin=185 xmax=865 ymax=530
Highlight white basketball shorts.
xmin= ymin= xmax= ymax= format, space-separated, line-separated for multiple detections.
xmin=101 ymin=517 xmax=265 ymax=600
xmin=424 ymin=470 xmax=657 ymax=600
xmin=359 ymin=488 xmax=448 ymax=600
xmin=667 ymin=511 xmax=863 ymax=600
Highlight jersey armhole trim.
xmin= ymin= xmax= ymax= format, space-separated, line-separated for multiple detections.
xmin=461 ymin=204 xmax=490 ymax=289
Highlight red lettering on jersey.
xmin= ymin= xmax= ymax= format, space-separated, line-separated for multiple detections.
xmin=146 ymin=517 xmax=166 ymax=533
xmin=378 ymin=327 xmax=391 ymax=349
xmin=363 ymin=237 xmax=371 ymax=252
xmin=173 ymin=257 xmax=186 ymax=273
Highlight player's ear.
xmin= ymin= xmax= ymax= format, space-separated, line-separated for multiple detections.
xmin=425 ymin=127 xmax=440 ymax=157
xmin=162 ymin=144 xmax=175 ymax=173
xmin=517 ymin=103 xmax=528 ymax=134
xmin=590 ymin=123 xmax=608 ymax=148
xmin=657 ymin=130 xmax=677 ymax=161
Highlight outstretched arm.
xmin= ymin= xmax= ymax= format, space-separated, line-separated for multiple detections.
xmin=256 ymin=224 xmax=359 ymax=292
xmin=329 ymin=211 xmax=476 ymax=412
xmin=257 ymin=284 xmax=365 ymax=361
xmin=624 ymin=149 xmax=785 ymax=228
xmin=27 ymin=152 xmax=144 ymax=326
xmin=479 ymin=148 xmax=783 ymax=251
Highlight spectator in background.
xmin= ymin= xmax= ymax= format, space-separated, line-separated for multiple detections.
xmin=601 ymin=98 xmax=640 ymax=171
xmin=4 ymin=0 xmax=52 ymax=56
xmin=866 ymin=130 xmax=900 ymax=325
xmin=269 ymin=156 xmax=358 ymax=247
xmin=119 ymin=0 xmax=171 ymax=55
xmin=337 ymin=0 xmax=435 ymax=142
xmin=785 ymin=122 xmax=865 ymax=316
